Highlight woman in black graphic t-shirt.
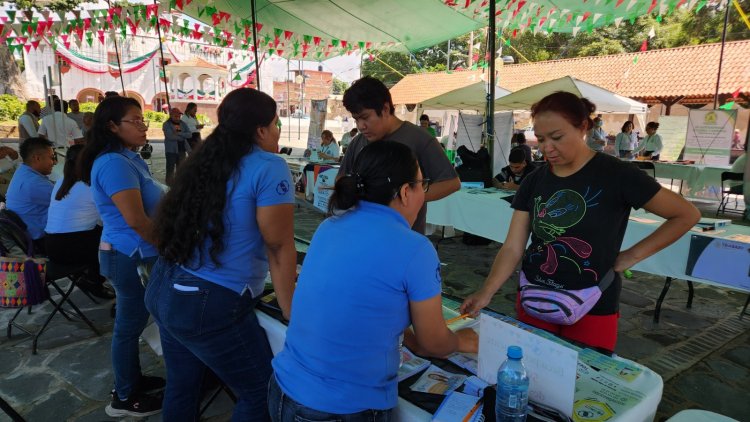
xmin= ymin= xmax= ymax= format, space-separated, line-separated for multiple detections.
xmin=461 ymin=92 xmax=699 ymax=352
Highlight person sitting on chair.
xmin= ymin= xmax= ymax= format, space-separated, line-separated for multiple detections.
xmin=45 ymin=145 xmax=115 ymax=299
xmin=5 ymin=137 xmax=56 ymax=253
xmin=492 ymin=148 xmax=535 ymax=191
xmin=317 ymin=130 xmax=340 ymax=161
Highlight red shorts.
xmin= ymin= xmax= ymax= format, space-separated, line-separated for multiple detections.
xmin=515 ymin=295 xmax=619 ymax=352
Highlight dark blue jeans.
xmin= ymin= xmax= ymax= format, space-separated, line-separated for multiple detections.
xmin=99 ymin=249 xmax=157 ymax=401
xmin=144 ymin=259 xmax=273 ymax=421
xmin=268 ymin=375 xmax=393 ymax=422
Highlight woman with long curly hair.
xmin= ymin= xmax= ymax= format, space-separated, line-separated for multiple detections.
xmin=145 ymin=88 xmax=296 ymax=421
xmin=78 ymin=96 xmax=165 ymax=417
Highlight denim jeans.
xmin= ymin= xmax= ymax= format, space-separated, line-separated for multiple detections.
xmin=144 ymin=259 xmax=273 ymax=421
xmin=268 ymin=375 xmax=392 ymax=422
xmin=99 ymin=249 xmax=157 ymax=401
xmin=165 ymin=151 xmax=185 ymax=184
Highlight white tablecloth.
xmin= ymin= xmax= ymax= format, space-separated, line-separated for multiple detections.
xmin=256 ymin=309 xmax=662 ymax=422
xmin=427 ymin=189 xmax=750 ymax=291
xmin=653 ymin=163 xmax=732 ymax=197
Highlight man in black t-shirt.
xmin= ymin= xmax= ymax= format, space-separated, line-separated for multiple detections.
xmin=492 ymin=148 xmax=535 ymax=191
xmin=337 ymin=77 xmax=459 ymax=234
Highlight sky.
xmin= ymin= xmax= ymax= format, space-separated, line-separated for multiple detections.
xmin=266 ymin=53 xmax=363 ymax=83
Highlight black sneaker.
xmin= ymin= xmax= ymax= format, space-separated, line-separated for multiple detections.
xmin=105 ymin=391 xmax=162 ymax=418
xmin=137 ymin=375 xmax=166 ymax=394
xmin=110 ymin=375 xmax=166 ymax=401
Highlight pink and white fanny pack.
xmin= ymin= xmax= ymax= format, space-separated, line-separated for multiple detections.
xmin=519 ymin=269 xmax=615 ymax=325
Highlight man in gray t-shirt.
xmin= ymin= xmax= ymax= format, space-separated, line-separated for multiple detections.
xmin=338 ymin=77 xmax=460 ymax=233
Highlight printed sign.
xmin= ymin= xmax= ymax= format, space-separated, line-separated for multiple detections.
xmin=478 ymin=313 xmax=578 ymax=417
xmin=306 ymin=99 xmax=328 ymax=151
xmin=684 ymin=109 xmax=737 ymax=165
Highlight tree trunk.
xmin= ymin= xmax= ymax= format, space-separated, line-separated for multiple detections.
xmin=0 ymin=45 xmax=27 ymax=99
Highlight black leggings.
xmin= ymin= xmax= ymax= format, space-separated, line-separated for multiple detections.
xmin=44 ymin=226 xmax=105 ymax=284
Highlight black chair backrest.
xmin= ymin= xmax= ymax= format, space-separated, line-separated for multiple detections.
xmin=721 ymin=171 xmax=744 ymax=182
xmin=633 ymin=161 xmax=656 ymax=178
xmin=0 ymin=211 xmax=34 ymax=257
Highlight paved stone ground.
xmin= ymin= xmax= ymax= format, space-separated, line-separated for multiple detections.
xmin=0 ymin=145 xmax=748 ymax=421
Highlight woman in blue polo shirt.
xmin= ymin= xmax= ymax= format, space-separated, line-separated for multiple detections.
xmin=79 ymin=96 xmax=165 ymax=418
xmin=145 ymin=88 xmax=297 ymax=421
xmin=269 ymin=141 xmax=478 ymax=421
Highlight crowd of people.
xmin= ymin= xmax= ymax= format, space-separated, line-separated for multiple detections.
xmin=0 ymin=76 xmax=711 ymax=421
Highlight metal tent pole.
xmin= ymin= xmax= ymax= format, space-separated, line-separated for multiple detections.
xmin=714 ymin=3 xmax=731 ymax=109
xmin=251 ymin=0 xmax=262 ymax=90
xmin=154 ymin=0 xmax=171 ymax=110
xmin=487 ymin=1 xmax=496 ymax=153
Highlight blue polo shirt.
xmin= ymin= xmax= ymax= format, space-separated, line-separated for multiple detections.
xmin=6 ymin=164 xmax=54 ymax=240
xmin=181 ymin=148 xmax=294 ymax=297
xmin=272 ymin=201 xmax=442 ymax=413
xmin=91 ymin=149 xmax=164 ymax=258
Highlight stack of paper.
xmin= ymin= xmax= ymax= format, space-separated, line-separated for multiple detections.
xmin=398 ymin=348 xmax=431 ymax=381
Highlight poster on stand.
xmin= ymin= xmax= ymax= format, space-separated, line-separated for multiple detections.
xmin=306 ymin=99 xmax=328 ymax=151
xmin=683 ymin=110 xmax=736 ymax=165
xmin=655 ymin=116 xmax=689 ymax=162
xmin=492 ymin=112 xmax=514 ymax=176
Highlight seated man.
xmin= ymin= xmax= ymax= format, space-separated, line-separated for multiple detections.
xmin=5 ymin=137 xmax=56 ymax=252
xmin=492 ymin=148 xmax=535 ymax=191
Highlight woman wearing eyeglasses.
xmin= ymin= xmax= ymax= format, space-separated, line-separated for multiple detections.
xmin=269 ymin=141 xmax=478 ymax=422
xmin=78 ymin=96 xmax=165 ymax=417
xmin=145 ymin=88 xmax=296 ymax=421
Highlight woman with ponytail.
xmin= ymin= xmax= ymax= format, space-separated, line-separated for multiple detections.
xmin=269 ymin=141 xmax=477 ymax=421
xmin=79 ymin=96 xmax=165 ymax=417
xmin=145 ymin=88 xmax=296 ymax=421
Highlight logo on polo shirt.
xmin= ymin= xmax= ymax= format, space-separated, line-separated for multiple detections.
xmin=276 ymin=180 xmax=290 ymax=195
xmin=436 ymin=263 xmax=442 ymax=285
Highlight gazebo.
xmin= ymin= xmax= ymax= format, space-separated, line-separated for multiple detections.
xmin=165 ymin=57 xmax=229 ymax=118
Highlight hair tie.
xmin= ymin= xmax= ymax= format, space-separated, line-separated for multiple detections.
xmin=353 ymin=172 xmax=366 ymax=194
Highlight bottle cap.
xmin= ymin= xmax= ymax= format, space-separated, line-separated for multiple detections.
xmin=507 ymin=345 xmax=523 ymax=359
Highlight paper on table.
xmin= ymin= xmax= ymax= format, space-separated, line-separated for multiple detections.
xmin=448 ymin=352 xmax=478 ymax=375
xmin=410 ymin=365 xmax=466 ymax=395
xmin=398 ymin=347 xmax=431 ymax=382
xmin=443 ymin=306 xmax=478 ymax=331
xmin=478 ymin=313 xmax=578 ymax=417
xmin=725 ymin=234 xmax=750 ymax=243
xmin=432 ymin=391 xmax=482 ymax=422
xmin=577 ymin=349 xmax=642 ymax=383
xmin=574 ymin=361 xmax=646 ymax=421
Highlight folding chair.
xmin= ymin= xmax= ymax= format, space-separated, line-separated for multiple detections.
xmin=0 ymin=216 xmax=101 ymax=354
xmin=716 ymin=172 xmax=744 ymax=216
xmin=633 ymin=161 xmax=656 ymax=179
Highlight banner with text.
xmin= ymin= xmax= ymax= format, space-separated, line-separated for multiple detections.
xmin=306 ymin=99 xmax=328 ymax=151
xmin=684 ymin=110 xmax=736 ymax=165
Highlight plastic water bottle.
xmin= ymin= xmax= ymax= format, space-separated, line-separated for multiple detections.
xmin=496 ymin=346 xmax=529 ymax=422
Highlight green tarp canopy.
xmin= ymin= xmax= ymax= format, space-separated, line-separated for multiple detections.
xmin=176 ymin=0 xmax=700 ymax=59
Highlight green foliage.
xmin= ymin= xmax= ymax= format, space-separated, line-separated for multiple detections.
xmin=144 ymin=110 xmax=168 ymax=124
xmin=332 ymin=78 xmax=349 ymax=95
xmin=13 ymin=0 xmax=94 ymax=12
xmin=0 ymin=95 xmax=26 ymax=122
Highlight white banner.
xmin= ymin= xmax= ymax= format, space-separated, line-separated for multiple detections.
xmin=654 ymin=116 xmax=688 ymax=162
xmin=492 ymin=112 xmax=514 ymax=176
xmin=684 ymin=109 xmax=737 ymax=165
xmin=306 ymin=99 xmax=328 ymax=151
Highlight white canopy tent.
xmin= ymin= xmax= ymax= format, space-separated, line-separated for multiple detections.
xmin=419 ymin=82 xmax=512 ymax=111
xmin=493 ymin=76 xmax=648 ymax=129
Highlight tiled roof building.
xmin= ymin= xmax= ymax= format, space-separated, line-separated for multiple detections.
xmin=391 ymin=40 xmax=750 ymax=113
